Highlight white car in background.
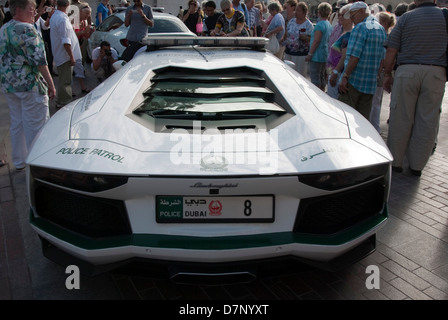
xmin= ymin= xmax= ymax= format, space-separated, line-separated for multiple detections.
xmin=88 ymin=11 xmax=195 ymax=58
xmin=27 ymin=37 xmax=392 ymax=282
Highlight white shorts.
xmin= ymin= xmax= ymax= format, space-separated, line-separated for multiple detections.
xmin=73 ymin=59 xmax=85 ymax=79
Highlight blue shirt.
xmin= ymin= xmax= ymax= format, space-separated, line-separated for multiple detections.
xmin=266 ymin=13 xmax=285 ymax=41
xmin=344 ymin=17 xmax=386 ymax=94
xmin=96 ymin=3 xmax=109 ymax=27
xmin=310 ymin=20 xmax=332 ymax=63
xmin=234 ymin=3 xmax=249 ymax=23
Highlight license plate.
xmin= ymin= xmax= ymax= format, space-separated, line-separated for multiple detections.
xmin=156 ymin=196 xmax=274 ymax=223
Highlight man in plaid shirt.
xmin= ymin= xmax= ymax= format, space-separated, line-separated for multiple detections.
xmin=338 ymin=2 xmax=386 ymax=119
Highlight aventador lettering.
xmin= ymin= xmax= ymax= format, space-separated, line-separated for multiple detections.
xmin=56 ymin=147 xmax=124 ymax=163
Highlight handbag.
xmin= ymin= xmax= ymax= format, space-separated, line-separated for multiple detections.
xmin=196 ymin=23 xmax=203 ymax=34
xmin=267 ymin=34 xmax=279 ymax=54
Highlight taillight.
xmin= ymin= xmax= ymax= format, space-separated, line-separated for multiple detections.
xmin=298 ymin=163 xmax=390 ymax=191
xmin=30 ymin=166 xmax=128 ymax=192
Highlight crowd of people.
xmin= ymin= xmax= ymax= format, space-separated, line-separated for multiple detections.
xmin=0 ymin=0 xmax=133 ymax=171
xmin=0 ymin=0 xmax=447 ymax=178
xmin=182 ymin=0 xmax=447 ymax=178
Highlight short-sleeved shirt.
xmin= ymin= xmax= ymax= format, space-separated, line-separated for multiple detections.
xmin=283 ymin=18 xmax=314 ymax=56
xmin=385 ymin=3 xmax=447 ymax=67
xmin=344 ymin=17 xmax=386 ymax=94
xmin=91 ymin=46 xmax=119 ymax=76
xmin=0 ymin=19 xmax=48 ymax=95
xmin=126 ymin=4 xmax=153 ymax=42
xmin=91 ymin=46 xmax=119 ymax=63
xmin=96 ymin=3 xmax=109 ymax=26
xmin=233 ymin=3 xmax=249 ymax=22
xmin=203 ymin=12 xmax=221 ymax=35
xmin=50 ymin=9 xmax=82 ymax=67
xmin=327 ymin=31 xmax=350 ymax=70
xmin=247 ymin=7 xmax=260 ymax=29
xmin=215 ymin=10 xmax=249 ymax=36
xmin=310 ymin=19 xmax=332 ymax=63
xmin=265 ymin=12 xmax=285 ymax=41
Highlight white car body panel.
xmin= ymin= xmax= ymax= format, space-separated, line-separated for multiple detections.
xmin=28 ymin=50 xmax=391 ymax=174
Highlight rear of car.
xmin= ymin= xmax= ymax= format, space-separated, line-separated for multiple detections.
xmin=27 ymin=38 xmax=392 ymax=280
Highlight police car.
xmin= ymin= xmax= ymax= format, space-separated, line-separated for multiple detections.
xmin=26 ymin=37 xmax=392 ymax=281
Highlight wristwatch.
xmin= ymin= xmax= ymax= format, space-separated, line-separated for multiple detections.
xmin=332 ymin=70 xmax=339 ymax=75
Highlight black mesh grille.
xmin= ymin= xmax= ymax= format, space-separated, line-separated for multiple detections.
xmin=294 ymin=181 xmax=386 ymax=235
xmin=34 ymin=183 xmax=131 ymax=238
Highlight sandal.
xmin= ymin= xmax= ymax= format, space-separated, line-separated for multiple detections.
xmin=0 ymin=159 xmax=6 ymax=168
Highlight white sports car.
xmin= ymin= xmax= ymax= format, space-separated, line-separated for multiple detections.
xmin=27 ymin=37 xmax=392 ymax=281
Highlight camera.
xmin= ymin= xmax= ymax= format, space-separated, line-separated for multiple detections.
xmin=105 ymin=49 xmax=112 ymax=57
xmin=45 ymin=7 xmax=52 ymax=12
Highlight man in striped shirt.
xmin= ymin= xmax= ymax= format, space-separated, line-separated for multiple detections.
xmin=383 ymin=0 xmax=447 ymax=177
xmin=338 ymin=1 xmax=386 ymax=120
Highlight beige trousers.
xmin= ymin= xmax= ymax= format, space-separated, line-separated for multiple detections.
xmin=387 ymin=64 xmax=446 ymax=170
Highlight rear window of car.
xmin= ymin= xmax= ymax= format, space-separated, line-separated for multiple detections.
xmin=133 ymin=67 xmax=285 ymax=120
xmin=96 ymin=15 xmax=124 ymax=32
xmin=149 ymin=17 xmax=189 ymax=33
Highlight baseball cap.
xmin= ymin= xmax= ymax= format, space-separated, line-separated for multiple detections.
xmin=349 ymin=1 xmax=368 ymax=12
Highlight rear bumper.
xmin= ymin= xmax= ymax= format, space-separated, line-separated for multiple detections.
xmin=38 ymin=233 xmax=377 ymax=283
xmin=31 ymin=201 xmax=387 ymax=282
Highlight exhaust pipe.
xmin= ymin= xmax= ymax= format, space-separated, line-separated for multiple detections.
xmin=169 ymin=266 xmax=257 ymax=285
